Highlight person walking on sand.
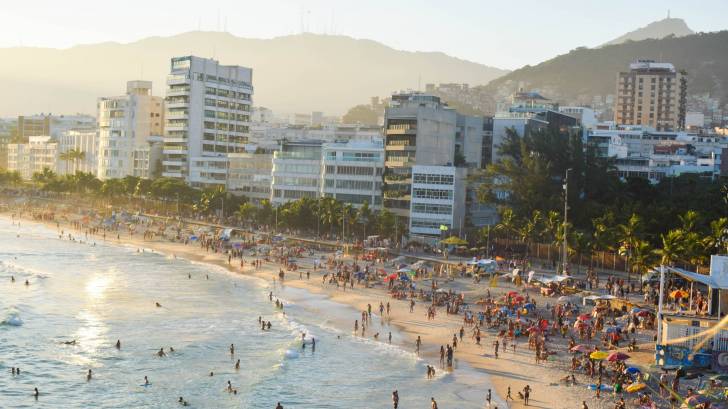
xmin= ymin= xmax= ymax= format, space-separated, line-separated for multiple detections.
xmin=523 ymin=385 xmax=531 ymax=406
xmin=506 ymin=386 xmax=513 ymax=400
xmin=415 ymin=336 xmax=422 ymax=355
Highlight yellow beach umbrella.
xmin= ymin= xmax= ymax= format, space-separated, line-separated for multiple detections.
xmin=626 ymin=383 xmax=646 ymax=393
xmin=590 ymin=351 xmax=609 ymax=360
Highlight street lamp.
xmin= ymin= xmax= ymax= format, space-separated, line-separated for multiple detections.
xmin=562 ymin=168 xmax=572 ymax=274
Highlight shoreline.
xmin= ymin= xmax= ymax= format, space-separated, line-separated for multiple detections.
xmin=5 ymin=207 xmax=656 ymax=409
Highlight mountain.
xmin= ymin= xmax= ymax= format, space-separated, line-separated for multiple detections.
xmin=484 ymin=30 xmax=728 ymax=107
xmin=0 ymin=32 xmax=508 ymax=117
xmin=602 ymin=17 xmax=694 ymax=47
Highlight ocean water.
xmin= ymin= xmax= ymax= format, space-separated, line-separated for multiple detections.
xmin=0 ymin=217 xmax=494 ymax=408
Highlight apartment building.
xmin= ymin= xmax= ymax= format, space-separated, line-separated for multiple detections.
xmin=58 ymin=129 xmax=98 ymax=175
xmin=227 ymin=152 xmax=274 ymax=204
xmin=97 ymin=81 xmax=164 ymax=179
xmin=8 ymin=136 xmax=60 ymax=179
xmin=383 ymin=92 xmax=457 ymax=219
xmin=321 ymin=139 xmax=384 ymax=209
xmin=162 ymin=56 xmax=253 ymax=188
xmin=409 ymin=165 xmax=466 ymax=242
xmin=271 ymin=140 xmax=323 ymax=205
xmin=16 ymin=114 xmax=96 ymax=141
xmin=614 ymin=60 xmax=688 ymax=131
xmin=586 ymin=124 xmax=727 ymax=182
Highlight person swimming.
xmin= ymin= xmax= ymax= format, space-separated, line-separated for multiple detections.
xmin=169 ymin=347 xmax=175 ymax=353
xmin=157 ymin=348 xmax=166 ymax=357
xmin=226 ymin=380 xmax=233 ymax=392
xmin=144 ymin=376 xmax=150 ymax=386
xmin=155 ymin=302 xmax=162 ymax=308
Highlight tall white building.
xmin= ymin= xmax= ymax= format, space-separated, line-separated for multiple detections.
xmin=58 ymin=129 xmax=98 ymax=175
xmin=162 ymin=56 xmax=253 ymax=188
xmin=271 ymin=140 xmax=323 ymax=205
xmin=409 ymin=165 xmax=466 ymax=242
xmin=97 ymin=81 xmax=164 ymax=179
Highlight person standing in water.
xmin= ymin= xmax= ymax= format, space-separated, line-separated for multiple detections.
xmin=87 ymin=369 xmax=92 ymax=381
xmin=34 ymin=387 xmax=39 ymax=399
xmin=230 ymin=344 xmax=235 ymax=355
xmin=235 ymin=359 xmax=240 ymax=370
xmin=415 ymin=336 xmax=422 ymax=355
xmin=392 ymin=390 xmax=399 ymax=408
xmin=144 ymin=376 xmax=150 ymax=386
xmin=115 ymin=340 xmax=121 ymax=349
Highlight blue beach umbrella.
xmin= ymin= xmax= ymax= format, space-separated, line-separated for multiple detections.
xmin=523 ymin=303 xmax=536 ymax=311
xmin=624 ymin=367 xmax=641 ymax=375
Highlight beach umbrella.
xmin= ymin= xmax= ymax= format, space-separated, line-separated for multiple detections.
xmin=630 ymin=307 xmax=642 ymax=313
xmin=670 ymin=289 xmax=689 ymax=299
xmin=523 ymin=303 xmax=536 ymax=311
xmin=626 ymin=383 xmax=646 ymax=393
xmin=578 ymin=314 xmax=592 ymax=321
xmin=607 ymin=352 xmax=630 ymax=362
xmin=507 ymin=291 xmax=519 ymax=297
xmin=590 ymin=351 xmax=609 ymax=360
xmin=570 ymin=344 xmax=593 ymax=353
xmin=624 ymin=367 xmax=641 ymax=375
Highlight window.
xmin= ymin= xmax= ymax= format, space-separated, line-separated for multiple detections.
xmin=413 ymin=173 xmax=454 ymax=185
xmin=337 ymin=166 xmax=374 ymax=176
xmin=335 ymin=180 xmax=373 ymax=190
xmin=335 ymin=194 xmax=372 ymax=205
xmin=412 ymin=188 xmax=453 ymax=200
xmin=412 ymin=203 xmax=452 ymax=215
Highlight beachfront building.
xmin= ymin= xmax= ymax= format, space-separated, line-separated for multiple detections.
xmin=271 ymin=140 xmax=323 ymax=205
xmin=58 ymin=129 xmax=98 ymax=175
xmin=97 ymin=81 xmax=164 ymax=180
xmin=321 ymin=139 xmax=384 ymax=209
xmin=227 ymin=152 xmax=273 ymax=204
xmin=162 ymin=56 xmax=253 ymax=188
xmin=585 ymin=125 xmax=728 ymax=182
xmin=7 ymin=136 xmax=60 ymax=179
xmin=131 ymin=136 xmax=164 ymax=179
xmin=383 ymin=92 xmax=457 ymax=222
xmin=408 ymin=165 xmax=466 ymax=243
xmin=656 ymin=255 xmax=728 ymax=368
xmin=614 ymin=60 xmax=688 ymax=131
xmin=16 ymin=114 xmax=96 ymax=141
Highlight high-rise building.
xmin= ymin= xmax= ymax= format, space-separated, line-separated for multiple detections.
xmin=321 ymin=139 xmax=384 ymax=209
xmin=97 ymin=81 xmax=164 ymax=179
xmin=614 ymin=60 xmax=687 ymax=131
xmin=383 ymin=92 xmax=457 ymax=220
xmin=163 ymin=56 xmax=253 ymax=188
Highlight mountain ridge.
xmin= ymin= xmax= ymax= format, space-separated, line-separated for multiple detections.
xmin=602 ymin=17 xmax=694 ymax=47
xmin=0 ymin=31 xmax=508 ymax=116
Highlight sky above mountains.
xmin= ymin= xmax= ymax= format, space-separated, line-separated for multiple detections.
xmin=2 ymin=0 xmax=726 ymax=69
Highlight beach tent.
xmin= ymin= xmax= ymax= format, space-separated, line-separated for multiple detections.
xmin=440 ymin=236 xmax=467 ymax=246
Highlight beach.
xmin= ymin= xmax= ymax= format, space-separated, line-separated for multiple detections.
xmin=2 ymin=200 xmax=665 ymax=409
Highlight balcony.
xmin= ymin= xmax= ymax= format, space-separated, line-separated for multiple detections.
xmin=166 ymin=101 xmax=189 ymax=109
xmin=167 ymin=87 xmax=190 ymax=97
xmin=165 ymin=124 xmax=188 ymax=132
xmin=167 ymin=74 xmax=190 ymax=85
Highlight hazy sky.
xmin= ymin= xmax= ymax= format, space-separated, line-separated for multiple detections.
xmin=2 ymin=0 xmax=726 ymax=69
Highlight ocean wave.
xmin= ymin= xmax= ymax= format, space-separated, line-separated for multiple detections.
xmin=1 ymin=312 xmax=23 ymax=326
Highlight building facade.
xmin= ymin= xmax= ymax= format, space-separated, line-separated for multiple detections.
xmin=162 ymin=56 xmax=253 ymax=188
xmin=8 ymin=136 xmax=60 ymax=179
xmin=271 ymin=140 xmax=323 ymax=205
xmin=321 ymin=139 xmax=384 ymax=209
xmin=383 ymin=93 xmax=457 ymax=220
xmin=614 ymin=60 xmax=688 ymax=131
xmin=227 ymin=152 xmax=274 ymax=204
xmin=58 ymin=129 xmax=98 ymax=175
xmin=408 ymin=165 xmax=466 ymax=242
xmin=97 ymin=81 xmax=164 ymax=179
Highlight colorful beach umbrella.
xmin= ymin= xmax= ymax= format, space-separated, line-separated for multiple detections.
xmin=590 ymin=351 xmax=609 ymax=360
xmin=607 ymin=352 xmax=631 ymax=362
xmin=670 ymin=289 xmax=689 ymax=299
xmin=636 ymin=310 xmax=653 ymax=317
xmin=626 ymin=383 xmax=646 ymax=393
xmin=624 ymin=367 xmax=641 ymax=375
xmin=523 ymin=303 xmax=536 ymax=310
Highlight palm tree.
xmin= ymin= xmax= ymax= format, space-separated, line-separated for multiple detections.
xmin=495 ymin=208 xmax=518 ymax=242
xmin=518 ymin=210 xmax=541 ymax=258
xmin=654 ymin=229 xmax=683 ymax=267
xmin=703 ymin=217 xmax=728 ymax=255
xmin=616 ymin=213 xmax=642 ymax=283
xmin=631 ymin=240 xmax=656 ymax=278
xmin=235 ymin=202 xmax=257 ymax=225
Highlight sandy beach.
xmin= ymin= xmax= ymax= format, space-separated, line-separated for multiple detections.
xmin=5 ymin=201 xmax=664 ymax=409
